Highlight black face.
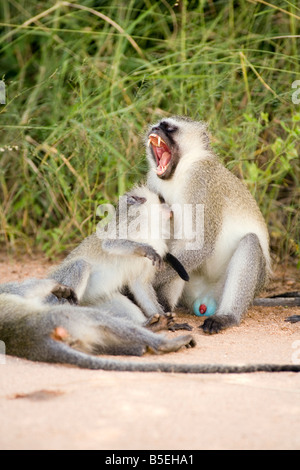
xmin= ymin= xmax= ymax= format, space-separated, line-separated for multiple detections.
xmin=147 ymin=120 xmax=180 ymax=180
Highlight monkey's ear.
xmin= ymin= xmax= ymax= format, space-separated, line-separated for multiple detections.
xmin=127 ymin=195 xmax=147 ymax=205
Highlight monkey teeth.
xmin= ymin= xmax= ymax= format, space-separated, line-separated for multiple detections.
xmin=148 ymin=133 xmax=167 ymax=147
xmin=156 ymin=163 xmax=170 ymax=175
xmin=148 ymin=133 xmax=171 ymax=176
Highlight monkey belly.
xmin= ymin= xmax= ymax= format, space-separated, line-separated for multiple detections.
xmin=80 ymin=258 xmax=155 ymax=305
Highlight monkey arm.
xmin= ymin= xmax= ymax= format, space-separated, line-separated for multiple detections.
xmin=49 ymin=259 xmax=91 ymax=301
xmin=102 ymin=239 xmax=162 ymax=267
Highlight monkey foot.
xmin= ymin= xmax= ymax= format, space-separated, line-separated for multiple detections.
xmin=52 ymin=284 xmax=78 ymax=305
xmin=168 ymin=322 xmax=193 ymax=332
xmin=201 ymin=314 xmax=238 ymax=334
xmin=145 ymin=312 xmax=176 ymax=332
xmin=159 ymin=334 xmax=196 ymax=353
xmin=148 ymin=334 xmax=196 ymax=354
xmin=285 ymin=315 xmax=300 ymax=323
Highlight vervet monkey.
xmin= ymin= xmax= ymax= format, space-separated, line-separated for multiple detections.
xmin=0 ymin=278 xmax=195 ymax=368
xmin=50 ymin=186 xmax=189 ymax=329
xmin=146 ymin=116 xmax=272 ymax=334
xmin=1 ymin=278 xmax=299 ymax=373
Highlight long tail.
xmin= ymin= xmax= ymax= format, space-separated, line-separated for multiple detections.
xmin=40 ymin=340 xmax=300 ymax=373
xmin=254 ymin=291 xmax=300 ymax=307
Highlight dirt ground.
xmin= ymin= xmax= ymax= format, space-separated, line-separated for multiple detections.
xmin=0 ymin=253 xmax=299 ymax=450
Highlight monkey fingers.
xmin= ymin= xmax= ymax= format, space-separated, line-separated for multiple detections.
xmin=201 ymin=314 xmax=238 ymax=334
xmin=145 ymin=312 xmax=176 ymax=332
xmin=51 ymin=284 xmax=78 ymax=305
xmin=147 ymin=334 xmax=196 ymax=354
xmin=168 ymin=322 xmax=193 ymax=332
xmin=142 ymin=246 xmax=162 ymax=268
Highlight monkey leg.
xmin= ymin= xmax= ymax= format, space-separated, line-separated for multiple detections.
xmin=155 ymin=277 xmax=186 ymax=312
xmin=60 ymin=306 xmax=196 ymax=356
xmin=98 ymin=293 xmax=148 ymax=325
xmin=129 ymin=280 xmax=166 ymax=318
xmin=202 ymin=233 xmax=266 ymax=334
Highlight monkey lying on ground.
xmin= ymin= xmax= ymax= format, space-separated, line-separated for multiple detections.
xmin=0 ymin=278 xmax=195 ymax=367
xmin=0 ymin=278 xmax=299 ymax=373
xmin=50 ymin=186 xmax=189 ymax=331
xmin=146 ymin=116 xmax=273 ymax=334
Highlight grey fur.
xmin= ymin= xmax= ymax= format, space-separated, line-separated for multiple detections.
xmin=1 ymin=279 xmax=299 ymax=373
xmin=49 ymin=185 xmax=181 ymax=324
xmin=146 ymin=116 xmax=271 ymax=333
xmin=0 ymin=278 xmax=195 ymax=366
xmin=0 ymin=279 xmax=300 ymax=374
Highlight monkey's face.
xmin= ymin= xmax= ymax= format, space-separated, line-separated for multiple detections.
xmin=146 ymin=116 xmax=209 ymax=179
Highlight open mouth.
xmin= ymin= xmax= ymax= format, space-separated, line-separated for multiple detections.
xmin=148 ymin=133 xmax=172 ymax=176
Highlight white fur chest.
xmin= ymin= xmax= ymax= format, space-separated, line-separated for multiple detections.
xmin=148 ymin=153 xmax=207 ymax=205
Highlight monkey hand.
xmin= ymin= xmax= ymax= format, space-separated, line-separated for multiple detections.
xmin=201 ymin=314 xmax=238 ymax=334
xmin=142 ymin=246 xmax=163 ymax=269
xmin=145 ymin=312 xmax=176 ymax=331
xmin=51 ymin=283 xmax=78 ymax=305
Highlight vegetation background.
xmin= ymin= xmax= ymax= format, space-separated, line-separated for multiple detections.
xmin=0 ymin=0 xmax=299 ymax=265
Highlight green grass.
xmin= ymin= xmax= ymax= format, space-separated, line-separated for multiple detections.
xmin=0 ymin=0 xmax=299 ymax=263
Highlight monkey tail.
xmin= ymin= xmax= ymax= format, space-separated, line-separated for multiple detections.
xmin=254 ymin=291 xmax=300 ymax=307
xmin=164 ymin=253 xmax=189 ymax=281
xmin=39 ymin=340 xmax=300 ymax=373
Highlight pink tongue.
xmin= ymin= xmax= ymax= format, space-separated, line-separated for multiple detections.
xmin=160 ymin=151 xmax=171 ymax=166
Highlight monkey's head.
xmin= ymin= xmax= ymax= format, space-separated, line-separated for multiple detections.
xmin=120 ymin=186 xmax=173 ymax=245
xmin=146 ymin=116 xmax=210 ymax=179
xmin=125 ymin=186 xmax=173 ymax=220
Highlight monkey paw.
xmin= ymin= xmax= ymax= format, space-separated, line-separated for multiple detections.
xmin=285 ymin=315 xmax=300 ymax=323
xmin=156 ymin=334 xmax=196 ymax=353
xmin=52 ymin=284 xmax=78 ymax=305
xmin=201 ymin=314 xmax=238 ymax=334
xmin=145 ymin=312 xmax=175 ymax=332
xmin=168 ymin=322 xmax=193 ymax=331
xmin=143 ymin=246 xmax=163 ymax=269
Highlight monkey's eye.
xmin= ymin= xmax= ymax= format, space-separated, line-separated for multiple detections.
xmin=158 ymin=194 xmax=165 ymax=204
xmin=165 ymin=126 xmax=177 ymax=133
xmin=159 ymin=121 xmax=178 ymax=134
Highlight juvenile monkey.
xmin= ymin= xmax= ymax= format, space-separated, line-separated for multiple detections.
xmin=50 ymin=185 xmax=189 ymax=329
xmin=1 ymin=278 xmax=299 ymax=373
xmin=146 ymin=116 xmax=272 ymax=334
xmin=0 ymin=278 xmax=195 ymax=367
